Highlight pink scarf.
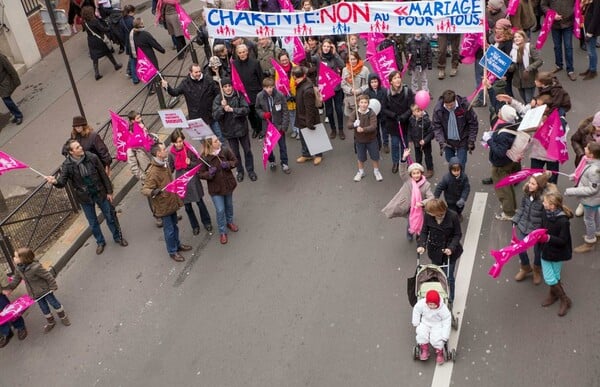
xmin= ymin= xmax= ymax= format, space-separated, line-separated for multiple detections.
xmin=169 ymin=141 xmax=199 ymax=171
xmin=573 ymin=155 xmax=588 ymax=185
xmin=409 ymin=178 xmax=426 ymax=235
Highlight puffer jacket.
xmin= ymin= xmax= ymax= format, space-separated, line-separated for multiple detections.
xmin=405 ymin=36 xmax=432 ymax=71
xmin=434 ymin=157 xmax=470 ymax=206
xmin=6 ymin=261 xmax=57 ymax=299
xmin=412 ymin=297 xmax=451 ymax=340
xmin=141 ymin=159 xmax=183 ymax=217
xmin=407 ymin=112 xmax=434 ymax=145
xmin=212 ymin=91 xmax=250 ymax=139
xmin=540 ymin=210 xmax=572 ymax=262
xmin=564 ymin=158 xmax=600 ymax=206
xmin=541 ymin=0 xmax=575 ymax=29
xmin=347 ymin=108 xmax=378 ymax=143
xmin=417 ymin=209 xmax=463 ymax=264
xmin=54 ymin=151 xmax=112 ymax=204
xmin=513 ymin=193 xmax=545 ymax=235
xmin=487 ymin=123 xmax=516 ymax=167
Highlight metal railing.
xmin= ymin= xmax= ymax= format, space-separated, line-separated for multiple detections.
xmin=21 ymin=0 xmax=42 ymax=17
xmin=0 ymin=40 xmax=205 ymax=274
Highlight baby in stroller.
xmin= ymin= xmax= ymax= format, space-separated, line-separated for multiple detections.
xmin=412 ymin=290 xmax=451 ymax=364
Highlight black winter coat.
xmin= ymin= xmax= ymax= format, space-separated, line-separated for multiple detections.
xmin=381 ymin=85 xmax=414 ymax=137
xmin=487 ymin=124 xmax=516 ymax=167
xmin=539 ymin=211 xmax=572 ymax=262
xmin=232 ymin=57 xmax=264 ymax=104
xmin=54 ymin=152 xmax=113 ymax=204
xmin=407 ymin=113 xmax=434 ymax=145
xmin=133 ymin=29 xmax=165 ymax=69
xmin=167 ymin=75 xmax=219 ymax=124
xmin=418 ymin=210 xmax=463 ymax=265
xmin=585 ymin=0 xmax=600 ymax=37
xmin=212 ymin=92 xmax=250 ymax=138
xmin=406 ymin=37 xmax=433 ymax=71
xmin=84 ymin=18 xmax=112 ymax=60
xmin=434 ymin=160 xmax=470 ymax=206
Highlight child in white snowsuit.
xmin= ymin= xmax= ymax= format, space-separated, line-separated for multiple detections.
xmin=412 ymin=290 xmax=451 ymax=364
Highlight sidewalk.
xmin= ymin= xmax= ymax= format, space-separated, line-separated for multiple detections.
xmin=0 ymin=0 xmax=206 ymax=274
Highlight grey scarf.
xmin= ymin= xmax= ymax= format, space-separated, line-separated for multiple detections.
xmin=445 ymin=102 xmax=459 ymax=141
xmin=69 ymin=154 xmax=90 ymax=177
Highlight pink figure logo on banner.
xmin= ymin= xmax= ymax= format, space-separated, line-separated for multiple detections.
xmin=292 ymin=37 xmax=306 ymax=64
xmin=506 ymin=0 xmax=519 ymax=16
xmin=489 ymin=229 xmax=548 ymax=278
xmin=460 ymin=33 xmax=482 ymax=64
xmin=536 ymin=9 xmax=556 ymax=50
xmin=136 ymin=48 xmax=158 ymax=84
xmin=271 ymin=59 xmax=291 ymax=96
xmin=317 ymin=62 xmax=342 ymax=101
xmin=164 ymin=164 xmax=201 ymax=199
xmin=230 ymin=60 xmax=251 ymax=104
xmin=365 ymin=32 xmax=385 ymax=59
xmin=533 ymin=109 xmax=567 ymax=163
xmin=495 ymin=168 xmax=546 ymax=188
xmin=262 ymin=121 xmax=282 ymax=170
xmin=0 ymin=151 xmax=28 ymax=175
xmin=0 ymin=295 xmax=35 ymax=325
xmin=370 ymin=45 xmax=398 ymax=88
xmin=109 ymin=110 xmax=130 ymax=162
xmin=127 ymin=122 xmax=154 ymax=152
xmin=175 ymin=3 xmax=193 ymax=40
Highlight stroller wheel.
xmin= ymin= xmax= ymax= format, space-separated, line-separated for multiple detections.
xmin=413 ymin=345 xmax=420 ymax=360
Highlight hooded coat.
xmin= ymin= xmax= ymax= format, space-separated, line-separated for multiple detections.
xmin=540 ymin=210 xmax=572 ymax=262
xmin=434 ymin=157 xmax=470 ymax=207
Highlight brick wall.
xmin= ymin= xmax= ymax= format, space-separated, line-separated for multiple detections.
xmin=27 ymin=0 xmax=73 ymax=58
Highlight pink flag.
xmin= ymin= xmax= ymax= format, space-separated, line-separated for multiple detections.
xmin=174 ymin=3 xmax=193 ymax=41
xmin=317 ymin=61 xmax=342 ymax=101
xmin=366 ymin=33 xmax=386 ymax=59
xmin=262 ymin=121 xmax=282 ymax=170
xmin=400 ymin=54 xmax=411 ymax=78
xmin=184 ymin=141 xmax=200 ymax=159
xmin=277 ymin=0 xmax=295 ymax=12
xmin=235 ymin=0 xmax=249 ymax=10
xmin=495 ymin=168 xmax=546 ymax=188
xmin=136 ymin=48 xmax=158 ymax=84
xmin=369 ymin=45 xmax=398 ymax=89
xmin=536 ymin=9 xmax=557 ymax=50
xmin=0 ymin=151 xmax=28 ymax=175
xmin=573 ymin=156 xmax=588 ymax=184
xmin=164 ymin=164 xmax=201 ymax=199
xmin=533 ymin=109 xmax=567 ymax=163
xmin=271 ymin=58 xmax=291 ymax=96
xmin=506 ymin=0 xmax=519 ymax=16
xmin=488 ymin=228 xmax=548 ymax=278
xmin=460 ymin=33 xmax=483 ymax=64
xmin=466 ymin=72 xmax=497 ymax=102
xmin=110 ymin=110 xmax=129 ymax=162
xmin=127 ymin=122 xmax=154 ymax=152
xmin=292 ymin=37 xmax=306 ymax=64
xmin=0 ymin=295 xmax=35 ymax=325
xmin=230 ymin=60 xmax=251 ymax=103
xmin=573 ymin=0 xmax=582 ymax=39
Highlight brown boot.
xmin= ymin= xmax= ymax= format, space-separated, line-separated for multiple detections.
xmin=573 ymin=240 xmax=596 ymax=253
xmin=57 ymin=310 xmax=71 ymax=326
xmin=44 ymin=315 xmax=56 ymax=333
xmin=514 ymin=264 xmax=532 ymax=281
xmin=555 ymin=282 xmax=571 ymax=317
xmin=541 ymin=285 xmax=559 ymax=307
xmin=532 ymin=265 xmax=542 ymax=285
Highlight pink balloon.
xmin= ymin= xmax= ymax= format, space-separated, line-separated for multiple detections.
xmin=414 ymin=90 xmax=430 ymax=110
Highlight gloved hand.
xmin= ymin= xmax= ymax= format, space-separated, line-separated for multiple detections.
xmin=456 ymin=199 xmax=465 ymax=208
xmin=263 ymin=112 xmax=272 ymax=120
xmin=208 ymin=166 xmax=217 ymax=176
xmin=151 ymin=188 xmax=162 ymax=198
xmin=353 ymin=119 xmax=360 ymax=128
xmin=541 ymin=233 xmax=550 ymax=243
xmin=220 ymin=161 xmax=229 ymax=170
xmin=468 ymin=141 xmax=475 ymax=154
xmin=287 ymin=96 xmax=295 ymax=103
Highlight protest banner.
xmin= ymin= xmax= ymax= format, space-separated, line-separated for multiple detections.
xmin=262 ymin=121 xmax=282 ymax=170
xmin=136 ymin=48 xmax=159 ymax=84
xmin=0 ymin=151 xmax=28 ymax=175
xmin=175 ymin=3 xmax=193 ymax=40
xmin=110 ymin=111 xmax=129 ymax=162
xmin=183 ymin=118 xmax=215 ymax=140
xmin=164 ymin=165 xmax=202 ymax=199
xmin=479 ymin=45 xmax=512 ymax=78
xmin=317 ymin=62 xmax=342 ymax=101
xmin=158 ymin=109 xmax=189 ymax=129
xmin=300 ymin=123 xmax=333 ymax=155
xmin=369 ymin=45 xmax=398 ymax=88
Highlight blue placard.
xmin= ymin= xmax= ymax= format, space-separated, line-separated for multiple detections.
xmin=479 ymin=45 xmax=512 ymax=78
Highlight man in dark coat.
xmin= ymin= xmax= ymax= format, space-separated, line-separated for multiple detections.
xmin=162 ymin=63 xmax=223 ymax=142
xmin=46 ymin=139 xmax=128 ymax=255
xmin=293 ymin=66 xmax=323 ymax=166
xmin=0 ymin=52 xmax=23 ymax=125
xmin=232 ymin=44 xmax=264 ymax=138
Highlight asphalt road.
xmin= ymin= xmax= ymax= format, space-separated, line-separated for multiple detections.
xmin=1 ymin=35 xmax=599 ymax=387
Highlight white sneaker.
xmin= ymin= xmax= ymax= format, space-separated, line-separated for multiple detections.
xmin=282 ymin=164 xmax=291 ymax=174
xmin=353 ymin=171 xmax=365 ymax=182
xmin=325 ymin=117 xmax=329 ymax=123
xmin=374 ymin=170 xmax=383 ymax=182
xmin=495 ymin=212 xmax=513 ymax=221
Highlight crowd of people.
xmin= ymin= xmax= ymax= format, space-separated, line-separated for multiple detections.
xmin=1 ymin=0 xmax=599 ymax=352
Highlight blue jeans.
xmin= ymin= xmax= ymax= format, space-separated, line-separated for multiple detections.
xmin=443 ymin=146 xmax=468 ymax=172
xmin=37 ymin=292 xmax=62 ymax=316
xmin=530 ymin=158 xmax=559 ymax=184
xmin=2 ymin=96 xmax=23 ymax=119
xmin=0 ymin=294 xmax=25 ymax=336
xmin=211 ymin=121 xmax=226 ymax=144
xmin=288 ymin=110 xmax=299 ymax=134
xmin=583 ymin=205 xmax=600 ymax=241
xmin=516 ymin=228 xmax=541 ymax=266
xmin=587 ymin=36 xmax=598 ymax=72
xmin=211 ymin=194 xmax=233 ymax=235
xmin=390 ymin=135 xmax=406 ymax=164
xmin=541 ymin=258 xmax=563 ymax=286
xmin=518 ymin=87 xmax=535 ymax=105
xmin=325 ymin=89 xmax=344 ymax=132
xmin=184 ymin=200 xmax=212 ymax=230
xmin=474 ymin=60 xmax=484 ymax=104
xmin=268 ymin=133 xmax=289 ymax=165
xmin=551 ymin=27 xmax=574 ymax=73
xmin=80 ymin=196 xmax=122 ymax=246
xmin=128 ymin=57 xmax=139 ymax=83
xmin=161 ymin=212 xmax=181 ymax=255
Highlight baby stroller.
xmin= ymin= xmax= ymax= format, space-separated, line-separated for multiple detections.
xmin=409 ymin=254 xmax=458 ymax=362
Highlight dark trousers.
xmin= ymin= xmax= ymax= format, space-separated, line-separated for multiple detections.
xmin=2 ymin=96 xmax=22 ymax=119
xmin=437 ymin=34 xmax=460 ymax=69
xmin=248 ymin=105 xmax=262 ymax=134
xmin=268 ymin=133 xmax=289 ymax=165
xmin=531 ymin=158 xmax=559 ymax=184
xmin=184 ymin=200 xmax=212 ymax=230
xmin=228 ymin=134 xmax=255 ymax=174
xmin=413 ymin=142 xmax=433 ymax=170
xmin=325 ymin=89 xmax=344 ymax=132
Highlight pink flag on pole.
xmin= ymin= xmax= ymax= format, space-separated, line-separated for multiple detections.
xmin=277 ymin=0 xmax=295 ymax=12
xmin=174 ymin=3 xmax=193 ymax=41
xmin=164 ymin=164 xmax=201 ymax=199
xmin=262 ymin=121 xmax=282 ymax=170
xmin=184 ymin=141 xmax=200 ymax=159
xmin=573 ymin=0 xmax=582 ymax=39
xmin=533 ymin=109 xmax=561 ymax=149
xmin=495 ymin=168 xmax=546 ymax=188
xmin=369 ymin=45 xmax=398 ymax=88
xmin=488 ymin=229 xmax=548 ymax=278
xmin=317 ymin=61 xmax=342 ymax=101
xmin=460 ymin=33 xmax=483 ymax=64
xmin=536 ymin=9 xmax=557 ymax=50
xmin=230 ymin=60 xmax=251 ymax=104
xmin=466 ymin=72 xmax=497 ymax=102
xmin=573 ymin=155 xmax=588 ymax=184
xmin=127 ymin=122 xmax=154 ymax=152
xmin=506 ymin=0 xmax=520 ymax=16
xmin=292 ymin=37 xmax=306 ymax=64
xmin=110 ymin=110 xmax=130 ymax=162
xmin=0 ymin=295 xmax=35 ymax=325
xmin=136 ymin=48 xmax=158 ymax=84
xmin=366 ymin=33 xmax=385 ymax=59
xmin=271 ymin=59 xmax=291 ymax=96
xmin=0 ymin=151 xmax=28 ymax=175
xmin=400 ymin=54 xmax=411 ymax=78
xmin=544 ymin=115 xmax=569 ymax=164
xmin=235 ymin=0 xmax=249 ymax=10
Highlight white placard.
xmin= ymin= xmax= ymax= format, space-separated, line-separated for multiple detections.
xmin=300 ymin=123 xmax=332 ymax=156
xmin=183 ymin=118 xmax=214 ymax=140
xmin=158 ymin=109 xmax=189 ymax=129
xmin=518 ymin=104 xmax=547 ymax=132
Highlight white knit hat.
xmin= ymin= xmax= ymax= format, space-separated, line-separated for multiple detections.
xmin=499 ymin=105 xmax=518 ymax=124
xmin=407 ymin=163 xmax=425 ymax=174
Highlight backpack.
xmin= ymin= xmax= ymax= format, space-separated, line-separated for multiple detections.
xmin=313 ymin=86 xmax=323 ymax=108
xmin=499 ymin=128 xmax=531 ymax=162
